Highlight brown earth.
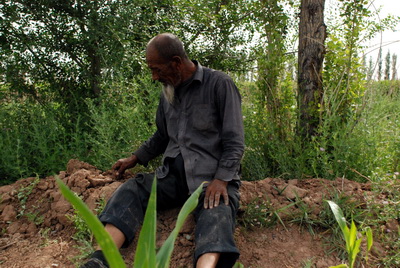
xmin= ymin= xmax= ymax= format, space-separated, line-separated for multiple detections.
xmin=0 ymin=159 xmax=395 ymax=268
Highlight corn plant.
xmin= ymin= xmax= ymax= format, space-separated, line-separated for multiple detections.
xmin=57 ymin=177 xmax=204 ymax=268
xmin=326 ymin=200 xmax=373 ymax=268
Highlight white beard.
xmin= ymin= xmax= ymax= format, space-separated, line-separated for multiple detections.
xmin=162 ymin=83 xmax=175 ymax=104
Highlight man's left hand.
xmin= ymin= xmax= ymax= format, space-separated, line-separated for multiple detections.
xmin=204 ymin=179 xmax=229 ymax=209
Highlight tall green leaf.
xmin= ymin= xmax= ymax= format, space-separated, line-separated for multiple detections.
xmin=326 ymin=200 xmax=349 ymax=234
xmin=134 ymin=177 xmax=157 ymax=268
xmin=365 ymin=227 xmax=373 ymax=251
xmin=56 ymin=178 xmax=126 ymax=268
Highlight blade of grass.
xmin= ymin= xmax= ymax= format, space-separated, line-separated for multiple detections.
xmin=365 ymin=227 xmax=373 ymax=251
xmin=56 ymin=178 xmax=126 ymax=268
xmin=134 ymin=176 xmax=157 ymax=268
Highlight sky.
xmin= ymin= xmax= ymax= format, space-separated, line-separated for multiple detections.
xmin=362 ymin=0 xmax=400 ymax=78
xmin=324 ymin=0 xmax=400 ymax=79
xmin=364 ymin=0 xmax=400 ymax=60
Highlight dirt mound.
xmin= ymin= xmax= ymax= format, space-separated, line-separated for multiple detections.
xmin=0 ymin=159 xmax=386 ymax=268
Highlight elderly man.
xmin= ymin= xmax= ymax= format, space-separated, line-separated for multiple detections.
xmin=81 ymin=33 xmax=244 ymax=268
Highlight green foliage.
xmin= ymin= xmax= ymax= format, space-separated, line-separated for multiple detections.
xmin=238 ymin=197 xmax=296 ymax=230
xmin=0 ymin=0 xmax=173 ymax=99
xmin=67 ymin=210 xmax=95 ymax=263
xmin=366 ymin=172 xmax=400 ymax=267
xmin=0 ymin=76 xmax=159 ymax=183
xmin=241 ymin=79 xmax=400 ymax=182
xmin=323 ymin=0 xmax=399 ymax=121
xmin=233 ymin=262 xmax=245 ymax=268
xmin=57 ymin=177 xmax=204 ymax=268
xmin=134 ymin=176 xmax=157 ymax=268
xmin=238 ymin=198 xmax=275 ymax=229
xmin=175 ymin=0 xmax=258 ymax=73
xmin=67 ymin=197 xmax=105 ymax=264
xmin=319 ymin=192 xmax=367 ymax=234
xmin=287 ymin=190 xmax=369 ymax=260
xmin=301 ymin=258 xmax=316 ymax=268
xmin=0 ymin=0 xmax=261 ymax=106
xmin=83 ymin=75 xmax=160 ymax=171
xmin=0 ymin=99 xmax=86 ymax=182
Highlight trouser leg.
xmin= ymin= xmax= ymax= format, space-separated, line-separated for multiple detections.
xmin=98 ymin=173 xmax=154 ymax=247
xmin=194 ymin=180 xmax=241 ymax=268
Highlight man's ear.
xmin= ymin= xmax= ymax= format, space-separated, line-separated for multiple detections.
xmin=171 ymin=56 xmax=183 ymax=69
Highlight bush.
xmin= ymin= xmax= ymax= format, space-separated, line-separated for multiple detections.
xmin=0 ymin=75 xmax=160 ymax=184
xmin=240 ymin=80 xmax=400 ymax=182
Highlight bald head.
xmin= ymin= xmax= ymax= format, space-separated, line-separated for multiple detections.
xmin=146 ymin=33 xmax=189 ymax=62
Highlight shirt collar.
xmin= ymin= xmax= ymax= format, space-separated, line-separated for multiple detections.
xmin=192 ymin=60 xmax=204 ymax=84
xmin=175 ymin=60 xmax=203 ymax=92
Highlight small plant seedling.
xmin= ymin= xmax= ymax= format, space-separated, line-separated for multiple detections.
xmin=26 ymin=210 xmax=44 ymax=226
xmin=17 ymin=176 xmax=40 ymax=218
xmin=272 ymin=185 xmax=288 ymax=196
xmin=233 ymin=261 xmax=245 ymax=268
xmin=301 ymin=258 xmax=316 ymax=268
xmin=326 ymin=200 xmax=373 ymax=268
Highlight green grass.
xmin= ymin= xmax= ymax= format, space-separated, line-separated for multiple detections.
xmin=67 ymin=210 xmax=95 ymax=264
xmin=367 ymin=172 xmax=400 ymax=267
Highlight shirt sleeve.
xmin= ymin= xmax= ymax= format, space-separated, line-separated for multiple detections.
xmin=213 ymin=75 xmax=245 ymax=181
xmin=133 ymin=97 xmax=169 ymax=165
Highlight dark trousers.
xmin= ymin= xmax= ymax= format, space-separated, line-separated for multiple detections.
xmin=99 ymin=155 xmax=240 ymax=267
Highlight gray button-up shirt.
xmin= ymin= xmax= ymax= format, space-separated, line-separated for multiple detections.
xmin=134 ymin=61 xmax=245 ymax=193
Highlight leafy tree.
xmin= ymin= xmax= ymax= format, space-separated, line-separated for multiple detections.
xmin=0 ymin=0 xmax=174 ymax=106
xmin=173 ymin=0 xmax=257 ymax=73
xmin=322 ymin=0 xmax=392 ymax=120
xmin=255 ymin=0 xmax=291 ymax=137
xmin=392 ymin=53 xmax=398 ymax=80
xmin=377 ymin=48 xmax=383 ymax=80
xmin=367 ymin=56 xmax=374 ymax=80
xmin=385 ymin=50 xmax=391 ymax=80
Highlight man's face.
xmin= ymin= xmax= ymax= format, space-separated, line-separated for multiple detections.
xmin=146 ymin=48 xmax=181 ymax=88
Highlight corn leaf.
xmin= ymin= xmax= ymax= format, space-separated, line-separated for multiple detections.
xmin=56 ymin=178 xmax=126 ymax=268
xmin=349 ymin=221 xmax=358 ymax=249
xmin=350 ymin=238 xmax=362 ymax=268
xmin=134 ymin=177 xmax=157 ymax=268
xmin=326 ymin=200 xmax=348 ymax=233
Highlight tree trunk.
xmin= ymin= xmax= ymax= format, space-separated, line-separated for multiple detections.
xmin=297 ymin=0 xmax=326 ymax=138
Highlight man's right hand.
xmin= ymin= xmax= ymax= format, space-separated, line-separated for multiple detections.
xmin=112 ymin=154 xmax=139 ymax=179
